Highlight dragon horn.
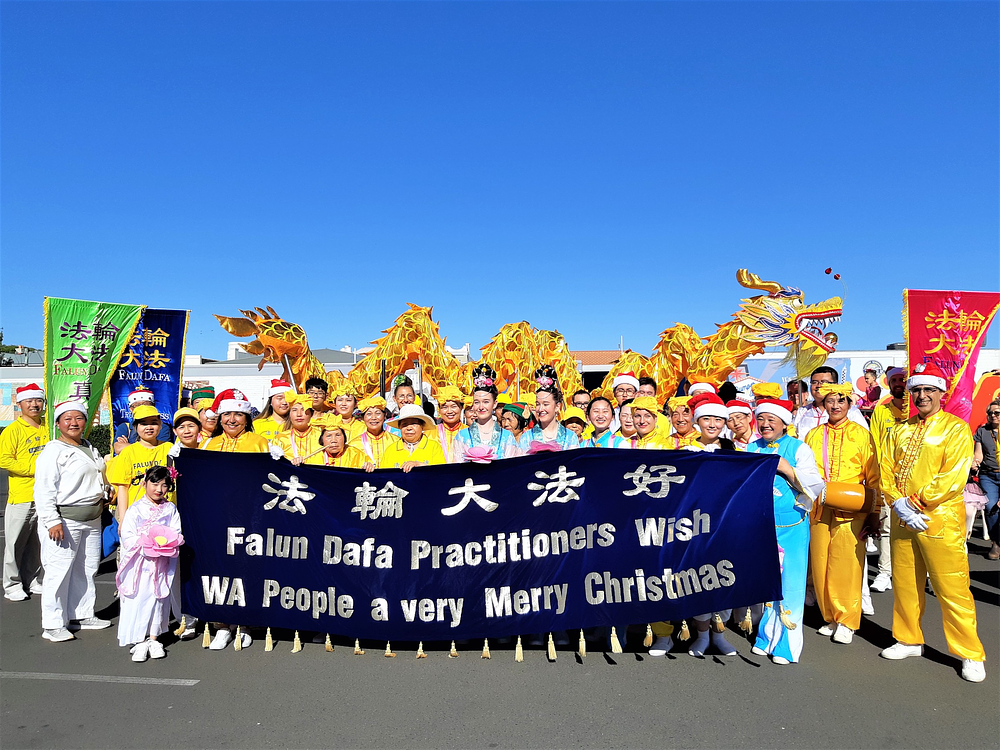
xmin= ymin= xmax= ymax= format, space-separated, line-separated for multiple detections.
xmin=266 ymin=305 xmax=279 ymax=318
xmin=736 ymin=269 xmax=784 ymax=295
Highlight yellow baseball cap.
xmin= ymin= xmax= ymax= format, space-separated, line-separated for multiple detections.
xmin=132 ymin=404 xmax=162 ymax=422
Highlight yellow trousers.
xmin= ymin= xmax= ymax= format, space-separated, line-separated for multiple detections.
xmin=890 ymin=499 xmax=985 ymax=661
xmin=810 ymin=507 xmax=865 ymax=630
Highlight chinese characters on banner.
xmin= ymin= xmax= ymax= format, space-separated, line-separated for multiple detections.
xmin=43 ymin=297 xmax=144 ymax=440
xmin=108 ymin=308 xmax=190 ymax=432
xmin=904 ymin=289 xmax=1000 ymax=423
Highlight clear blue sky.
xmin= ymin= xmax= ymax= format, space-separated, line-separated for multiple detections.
xmin=2 ymin=1 xmax=998 ymax=359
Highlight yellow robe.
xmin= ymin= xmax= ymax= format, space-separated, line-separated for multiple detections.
xmin=326 ymin=414 xmax=366 ymax=443
xmin=203 ymin=432 xmax=271 ymax=453
xmin=0 ymin=417 xmax=48 ymax=504
xmin=253 ymin=415 xmax=288 ymax=443
xmin=869 ymin=399 xmax=908 ymax=460
xmin=106 ymin=441 xmax=175 ymax=509
xmin=430 ymin=422 xmax=466 ymax=463
xmin=308 ymin=445 xmax=367 ymax=468
xmin=379 ymin=435 xmax=446 ymax=469
xmin=349 ymin=430 xmax=394 ymax=467
xmin=804 ymin=420 xmax=879 ymax=630
xmin=879 ymin=409 xmax=984 ymax=660
xmin=274 ymin=427 xmax=323 ymax=462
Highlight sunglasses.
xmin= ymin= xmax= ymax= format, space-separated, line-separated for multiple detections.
xmin=988 ymin=411 xmax=1000 ymax=417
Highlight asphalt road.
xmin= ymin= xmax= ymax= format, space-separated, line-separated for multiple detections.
xmin=1 ymin=469 xmax=997 ymax=750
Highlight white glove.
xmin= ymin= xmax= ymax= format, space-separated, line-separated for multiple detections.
xmin=893 ymin=497 xmax=930 ymax=532
xmin=167 ymin=443 xmax=182 ymax=459
xmin=268 ymin=444 xmax=284 ymax=461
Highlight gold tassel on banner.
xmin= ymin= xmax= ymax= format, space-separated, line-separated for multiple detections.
xmin=354 ymin=638 xmax=365 ymax=655
xmin=291 ymin=631 xmax=302 ymax=653
xmin=739 ymin=608 xmax=753 ymax=634
xmin=578 ymin=630 xmax=587 ymax=658
xmin=202 ymin=623 xmax=211 ymax=648
xmin=173 ymin=615 xmax=186 ymax=637
xmin=712 ymin=613 xmax=726 ymax=633
xmin=265 ymin=627 xmax=274 ymax=652
xmin=610 ymin=626 xmax=623 ymax=654
xmin=416 ymin=641 xmax=427 ymax=659
xmin=384 ymin=641 xmax=396 ymax=658
xmin=449 ymin=640 xmax=459 ymax=658
xmin=234 ymin=626 xmax=242 ymax=651
xmin=679 ymin=620 xmax=691 ymax=641
xmin=779 ymin=606 xmax=798 ymax=630
xmin=547 ymin=633 xmax=557 ymax=661
xmin=482 ymin=639 xmax=491 ymax=659
xmin=514 ymin=636 xmax=524 ymax=663
xmin=643 ymin=624 xmax=653 ymax=648
xmin=325 ymin=634 xmax=334 ymax=652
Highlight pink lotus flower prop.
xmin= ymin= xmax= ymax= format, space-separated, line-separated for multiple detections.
xmin=464 ymin=446 xmax=497 ymax=464
xmin=528 ymin=441 xmax=561 ymax=454
xmin=139 ymin=525 xmax=184 ymax=559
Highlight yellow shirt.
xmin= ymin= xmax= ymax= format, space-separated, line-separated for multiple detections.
xmin=326 ymin=415 xmax=366 ymax=443
xmin=430 ymin=422 xmax=466 ymax=463
xmin=106 ymin=441 xmax=175 ymax=508
xmin=0 ymin=417 xmax=48 ymax=504
xmin=879 ymin=409 xmax=973 ymax=514
xmin=869 ymin=399 xmax=908 ymax=459
xmin=253 ymin=415 xmax=288 ymax=442
xmin=631 ymin=432 xmax=697 ymax=449
xmin=379 ymin=435 xmax=447 ymax=469
xmin=274 ymin=427 xmax=323 ymax=461
xmin=203 ymin=432 xmax=271 ymax=453
xmin=309 ymin=445 xmax=367 ymax=468
xmin=349 ymin=430 xmax=394 ymax=466
xmin=805 ymin=419 xmax=880 ymax=516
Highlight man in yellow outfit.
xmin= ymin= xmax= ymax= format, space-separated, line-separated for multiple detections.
xmin=868 ymin=366 xmax=908 ymax=592
xmin=878 ymin=362 xmax=986 ymax=682
xmin=1 ymin=384 xmax=48 ymax=601
xmin=804 ymin=383 xmax=880 ymax=645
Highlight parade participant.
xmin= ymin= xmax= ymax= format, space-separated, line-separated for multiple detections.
xmin=329 ymin=384 xmax=365 ymax=443
xmin=113 ymin=387 xmax=172 ymax=454
xmin=665 ymin=396 xmax=700 ymax=448
xmin=791 ymin=366 xmax=869 ymax=437
xmin=727 ymin=400 xmax=759 ymax=449
xmin=611 ymin=372 xmax=639 ymax=406
xmin=116 ymin=466 xmax=183 ymax=662
xmin=682 ymin=393 xmax=739 ymax=656
xmin=171 ymin=408 xmax=203 ymax=451
xmin=561 ymin=407 xmax=588 ymax=439
xmin=253 ymin=379 xmax=293 ymax=441
xmin=630 ymin=396 xmax=670 ymax=449
xmin=350 ymin=396 xmax=394 ymax=470
xmin=194 ymin=386 xmax=218 ymax=445
xmin=463 ymin=396 xmax=476 ymax=427
xmin=495 ymin=391 xmax=513 ymax=424
xmin=378 ymin=405 xmax=446 ymax=471
xmin=454 ymin=364 xmax=519 ymax=460
xmin=392 ymin=375 xmax=416 ymax=413
xmin=803 ymin=384 xmax=880 ymax=645
xmin=637 ymin=377 xmax=657 ymax=399
xmin=314 ymin=422 xmax=366 ymax=468
xmin=1 ymin=383 xmax=48 ymax=602
xmin=433 ymin=385 xmax=468 ymax=463
xmin=501 ymin=402 xmax=534 ymax=444
xmin=202 ymin=389 xmax=272 ymax=454
xmin=274 ymin=392 xmax=322 ymax=464
xmin=972 ymin=399 xmax=1000 ymax=559
xmin=746 ymin=394 xmax=824 ymax=664
xmin=518 ymin=366 xmax=580 ymax=452
xmin=571 ymin=389 xmax=592 ymax=411
xmin=107 ymin=405 xmax=174 ymax=524
xmin=34 ymin=400 xmax=112 ymax=642
xmin=877 ymin=363 xmax=986 ymax=682
xmin=304 ymin=377 xmax=331 ymax=415
xmin=615 ymin=398 xmax=637 ymax=441
xmin=582 ymin=396 xmax=629 ymax=448
xmin=687 ymin=382 xmax=717 ymax=397
xmin=868 ymin=366 xmax=907 ymax=591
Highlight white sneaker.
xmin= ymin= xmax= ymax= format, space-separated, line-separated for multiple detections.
xmin=833 ymin=624 xmax=854 ymax=644
xmin=5 ymin=590 xmax=29 ymax=602
xmin=209 ymin=629 xmax=233 ymax=650
xmin=73 ymin=617 xmax=112 ymax=630
xmin=648 ymin=636 xmax=673 ymax=657
xmin=131 ymin=640 xmax=150 ymax=662
xmin=234 ymin=631 xmax=252 ymax=650
xmin=880 ymin=642 xmax=923 ymax=660
xmin=772 ymin=655 xmax=790 ymax=665
xmin=871 ymin=573 xmax=892 ymax=592
xmin=42 ymin=627 xmax=75 ymax=642
xmin=148 ymin=640 xmax=166 ymax=659
xmin=29 ymin=581 xmax=44 ymax=594
xmin=961 ymin=659 xmax=986 ymax=683
xmin=817 ymin=623 xmax=835 ymax=636
xmin=861 ymin=595 xmax=875 ymax=616
xmin=751 ymin=645 xmax=767 ymax=656
xmin=178 ymin=618 xmax=199 ymax=640
xmin=865 ymin=538 xmax=877 ymax=554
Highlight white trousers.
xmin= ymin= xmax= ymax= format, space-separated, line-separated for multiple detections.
xmin=3 ymin=502 xmax=42 ymax=596
xmin=38 ymin=517 xmax=101 ymax=629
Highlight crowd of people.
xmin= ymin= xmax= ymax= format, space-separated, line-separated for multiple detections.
xmin=0 ymin=359 xmax=994 ymax=682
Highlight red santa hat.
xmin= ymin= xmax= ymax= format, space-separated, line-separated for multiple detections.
xmin=688 ymin=382 xmax=717 ymax=397
xmin=15 ymin=383 xmax=44 ymax=402
xmin=127 ymin=386 xmax=155 ymax=406
xmin=906 ymin=363 xmax=947 ymax=392
xmin=611 ymin=371 xmax=640 ymax=391
xmin=754 ymin=398 xmax=795 ymax=425
xmin=269 ymin=379 xmax=294 ymax=397
xmin=53 ymin=399 xmax=88 ymax=421
xmin=691 ymin=393 xmax=728 ymax=421
xmin=212 ymin=388 xmax=253 ymax=415
xmin=726 ymin=399 xmax=752 ymax=416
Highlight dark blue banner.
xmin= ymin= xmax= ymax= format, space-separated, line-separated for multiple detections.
xmin=110 ymin=308 xmax=189 ymax=431
xmin=175 ymin=449 xmax=781 ymax=641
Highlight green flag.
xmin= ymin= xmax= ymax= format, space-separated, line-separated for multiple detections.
xmin=43 ymin=297 xmax=144 ymax=440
